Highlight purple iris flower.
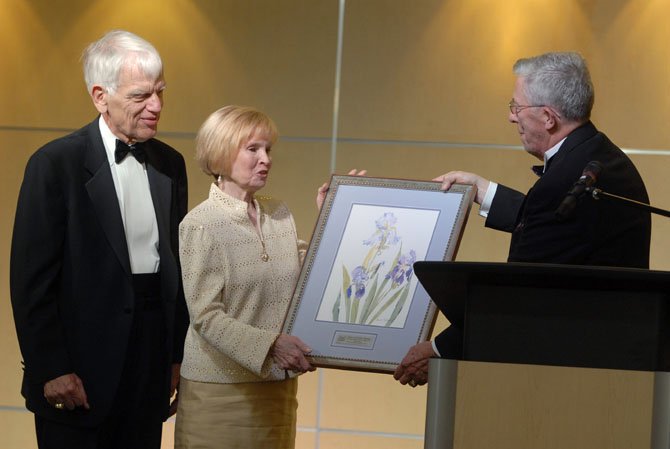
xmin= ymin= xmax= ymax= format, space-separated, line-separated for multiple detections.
xmin=386 ymin=250 xmax=417 ymax=286
xmin=346 ymin=266 xmax=369 ymax=299
xmin=363 ymin=213 xmax=401 ymax=247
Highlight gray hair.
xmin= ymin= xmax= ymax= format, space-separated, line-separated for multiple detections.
xmin=82 ymin=30 xmax=163 ymax=94
xmin=513 ymin=52 xmax=594 ymax=122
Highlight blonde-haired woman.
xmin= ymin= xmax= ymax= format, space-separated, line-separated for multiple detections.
xmin=175 ymin=105 xmax=317 ymax=448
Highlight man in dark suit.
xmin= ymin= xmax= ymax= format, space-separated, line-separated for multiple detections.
xmin=10 ymin=30 xmax=188 ymax=449
xmin=394 ymin=51 xmax=651 ymax=387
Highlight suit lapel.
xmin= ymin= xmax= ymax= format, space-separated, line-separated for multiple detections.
xmin=145 ymin=144 xmax=178 ymax=304
xmin=83 ymin=119 xmax=132 ymax=277
xmin=147 ymin=163 xmax=172 ymax=256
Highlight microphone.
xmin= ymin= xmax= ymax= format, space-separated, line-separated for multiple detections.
xmin=555 ymin=160 xmax=603 ymax=221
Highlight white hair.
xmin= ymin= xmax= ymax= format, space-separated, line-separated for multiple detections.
xmin=82 ymin=30 xmax=163 ymax=94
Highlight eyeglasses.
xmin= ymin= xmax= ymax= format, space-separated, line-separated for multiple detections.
xmin=508 ymin=100 xmax=546 ymax=115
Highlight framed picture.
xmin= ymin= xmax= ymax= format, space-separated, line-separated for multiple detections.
xmin=282 ymin=175 xmax=475 ymax=372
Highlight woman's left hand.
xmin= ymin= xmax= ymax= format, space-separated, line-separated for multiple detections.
xmin=270 ymin=334 xmax=316 ymax=373
xmin=316 ymin=169 xmax=367 ymax=211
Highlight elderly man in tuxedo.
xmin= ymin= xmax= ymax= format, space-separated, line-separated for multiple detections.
xmin=10 ymin=30 xmax=188 ymax=449
xmin=394 ymin=51 xmax=651 ymax=388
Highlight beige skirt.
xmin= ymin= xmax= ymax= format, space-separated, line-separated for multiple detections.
xmin=174 ymin=377 xmax=298 ymax=449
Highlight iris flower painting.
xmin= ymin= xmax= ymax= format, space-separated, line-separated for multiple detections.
xmin=316 ymin=205 xmax=439 ymax=328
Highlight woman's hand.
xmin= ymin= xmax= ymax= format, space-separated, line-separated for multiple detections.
xmin=270 ymin=334 xmax=316 ymax=373
xmin=316 ymin=169 xmax=368 ymax=211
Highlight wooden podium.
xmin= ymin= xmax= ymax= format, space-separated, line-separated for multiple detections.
xmin=414 ymin=261 xmax=670 ymax=449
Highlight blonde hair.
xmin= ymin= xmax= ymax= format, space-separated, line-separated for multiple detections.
xmin=195 ymin=105 xmax=278 ymax=178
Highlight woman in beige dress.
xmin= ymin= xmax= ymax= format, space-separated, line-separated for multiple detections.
xmin=174 ymin=105 xmax=318 ymax=448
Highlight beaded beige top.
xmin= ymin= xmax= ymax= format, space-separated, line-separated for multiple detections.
xmin=179 ymin=184 xmax=305 ymax=383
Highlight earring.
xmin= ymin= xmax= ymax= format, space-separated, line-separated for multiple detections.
xmin=217 ymin=175 xmax=222 ymax=183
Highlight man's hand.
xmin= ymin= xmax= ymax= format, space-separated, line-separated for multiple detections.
xmin=393 ymin=341 xmax=436 ymax=387
xmin=433 ymin=171 xmax=490 ymax=205
xmin=43 ymin=373 xmax=90 ymax=411
xmin=168 ymin=363 xmax=181 ymax=417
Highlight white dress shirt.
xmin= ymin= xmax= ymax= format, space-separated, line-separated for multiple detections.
xmin=99 ymin=116 xmax=160 ymax=274
xmin=478 ymin=137 xmax=567 ymax=218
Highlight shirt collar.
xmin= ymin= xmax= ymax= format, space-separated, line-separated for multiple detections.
xmin=542 ymin=136 xmax=567 ymax=173
xmin=98 ymin=116 xmax=119 ymax=167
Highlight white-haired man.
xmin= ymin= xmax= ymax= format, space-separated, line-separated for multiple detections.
xmin=11 ymin=30 xmax=188 ymax=449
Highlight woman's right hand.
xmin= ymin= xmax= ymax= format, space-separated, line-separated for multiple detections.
xmin=316 ymin=169 xmax=367 ymax=211
xmin=270 ymin=334 xmax=316 ymax=373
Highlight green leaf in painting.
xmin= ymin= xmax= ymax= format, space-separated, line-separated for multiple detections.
xmin=366 ymin=285 xmax=406 ymax=326
xmin=331 ymin=291 xmax=341 ymax=322
xmin=342 ymin=265 xmax=352 ymax=322
xmin=385 ymin=284 xmax=410 ymax=327
xmin=358 ymin=274 xmax=380 ymax=324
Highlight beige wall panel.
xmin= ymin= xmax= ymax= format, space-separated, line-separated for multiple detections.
xmin=156 ymin=0 xmax=339 ymax=136
xmin=1 ymin=0 xmax=338 ymax=136
xmin=431 ymin=313 xmax=450 ymax=339
xmin=161 ymin=418 xmax=175 ymax=449
xmin=296 ymin=430 xmax=317 ymax=449
xmin=628 ymin=153 xmax=670 ymax=270
xmin=318 ymin=432 xmax=423 ymax=449
xmin=339 ymin=0 xmax=592 ymax=144
xmin=1 ymin=410 xmax=37 ymax=449
xmin=588 ymin=0 xmax=670 ymax=149
xmin=320 ymin=369 xmax=425 ymax=434
xmin=0 ymin=316 xmax=23 ymax=408
xmin=650 ymin=214 xmax=670 ymax=270
xmin=0 ymin=0 xmax=92 ymax=127
xmin=296 ymin=370 xmax=319 ymax=428
xmin=454 ymin=361 xmax=654 ymax=449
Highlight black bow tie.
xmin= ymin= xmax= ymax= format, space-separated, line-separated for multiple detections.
xmin=531 ymin=156 xmax=556 ymax=177
xmin=115 ymin=140 xmax=146 ymax=164
xmin=531 ymin=165 xmax=545 ymax=177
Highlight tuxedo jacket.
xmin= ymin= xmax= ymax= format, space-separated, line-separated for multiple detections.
xmin=487 ymin=121 xmax=650 ymax=268
xmin=10 ymin=118 xmax=189 ymax=426
xmin=435 ymin=121 xmax=651 ymax=356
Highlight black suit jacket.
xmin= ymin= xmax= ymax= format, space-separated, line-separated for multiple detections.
xmin=10 ymin=118 xmax=189 ymax=426
xmin=435 ymin=122 xmax=651 ymax=356
xmin=487 ymin=121 xmax=650 ymax=268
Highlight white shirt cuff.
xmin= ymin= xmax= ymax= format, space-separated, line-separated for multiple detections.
xmin=478 ymin=181 xmax=498 ymax=218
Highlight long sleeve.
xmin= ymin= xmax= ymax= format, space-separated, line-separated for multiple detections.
xmin=10 ymin=150 xmax=72 ymax=383
xmin=179 ymin=223 xmax=278 ymax=377
xmin=484 ymin=184 xmax=526 ymax=233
